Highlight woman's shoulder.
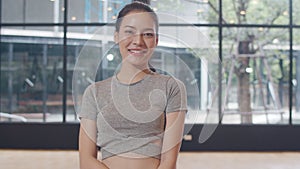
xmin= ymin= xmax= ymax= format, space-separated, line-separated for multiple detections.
xmin=150 ymin=72 xmax=172 ymax=81
xmin=151 ymin=73 xmax=183 ymax=84
xmin=85 ymin=77 xmax=113 ymax=91
xmin=96 ymin=76 xmax=113 ymax=85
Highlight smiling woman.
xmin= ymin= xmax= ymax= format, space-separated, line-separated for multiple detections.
xmin=78 ymin=1 xmax=187 ymax=169
xmin=114 ymin=11 xmax=158 ymax=82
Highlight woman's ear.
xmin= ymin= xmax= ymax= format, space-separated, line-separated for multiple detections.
xmin=114 ymin=32 xmax=119 ymax=43
xmin=155 ymin=36 xmax=159 ymax=46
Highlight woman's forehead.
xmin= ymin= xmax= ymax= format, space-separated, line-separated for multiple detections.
xmin=120 ymin=11 xmax=156 ymax=27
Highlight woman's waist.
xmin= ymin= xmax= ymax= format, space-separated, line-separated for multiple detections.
xmin=99 ymin=139 xmax=163 ymax=160
xmin=102 ymin=153 xmax=160 ymax=169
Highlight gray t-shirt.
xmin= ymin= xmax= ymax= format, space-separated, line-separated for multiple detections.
xmin=79 ymin=73 xmax=187 ymax=159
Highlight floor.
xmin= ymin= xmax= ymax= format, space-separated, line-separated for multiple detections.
xmin=1 ymin=150 xmax=300 ymax=169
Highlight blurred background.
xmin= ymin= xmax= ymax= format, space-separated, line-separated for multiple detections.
xmin=0 ymin=1 xmax=300 ymax=168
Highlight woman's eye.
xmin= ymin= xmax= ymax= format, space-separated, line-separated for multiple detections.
xmin=143 ymin=33 xmax=154 ymax=38
xmin=125 ymin=30 xmax=134 ymax=35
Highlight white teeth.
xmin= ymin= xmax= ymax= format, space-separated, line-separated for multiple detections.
xmin=129 ymin=50 xmax=144 ymax=54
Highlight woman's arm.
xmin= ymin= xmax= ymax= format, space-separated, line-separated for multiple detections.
xmin=158 ymin=111 xmax=186 ymax=169
xmin=79 ymin=118 xmax=109 ymax=169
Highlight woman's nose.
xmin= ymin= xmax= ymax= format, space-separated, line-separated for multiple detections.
xmin=132 ymin=34 xmax=144 ymax=45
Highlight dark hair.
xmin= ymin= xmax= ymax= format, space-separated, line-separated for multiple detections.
xmin=132 ymin=0 xmax=151 ymax=5
xmin=115 ymin=1 xmax=159 ymax=34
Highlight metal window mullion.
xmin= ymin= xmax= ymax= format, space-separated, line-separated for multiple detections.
xmin=62 ymin=0 xmax=68 ymax=123
xmin=218 ymin=0 xmax=223 ymax=123
xmin=289 ymin=0 xmax=293 ymax=125
xmin=0 ymin=0 xmax=2 ymax=114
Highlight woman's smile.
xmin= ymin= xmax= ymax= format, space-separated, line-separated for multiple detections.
xmin=128 ymin=48 xmax=148 ymax=57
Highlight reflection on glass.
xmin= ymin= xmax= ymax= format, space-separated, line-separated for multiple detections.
xmin=221 ymin=27 xmax=290 ymax=124
xmin=0 ymin=27 xmax=64 ymax=122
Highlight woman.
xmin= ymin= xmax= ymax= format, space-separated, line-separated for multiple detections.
xmin=78 ymin=2 xmax=187 ymax=169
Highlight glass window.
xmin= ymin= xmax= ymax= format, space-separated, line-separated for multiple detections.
xmin=0 ymin=0 xmax=298 ymax=126
xmin=293 ymin=0 xmax=300 ymax=25
xmin=68 ymin=0 xmax=131 ymax=23
xmin=0 ymin=27 xmax=64 ymax=122
xmin=155 ymin=0 xmax=218 ymax=24
xmin=221 ymin=27 xmax=290 ymax=124
xmin=159 ymin=26 xmax=220 ymax=124
xmin=66 ymin=26 xmax=103 ymax=122
xmin=222 ymin=0 xmax=289 ymax=25
xmin=67 ymin=0 xmax=218 ymax=24
xmin=293 ymin=28 xmax=300 ymax=124
xmin=1 ymin=0 xmax=64 ymax=23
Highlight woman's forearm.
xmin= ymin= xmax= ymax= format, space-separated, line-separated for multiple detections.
xmin=80 ymin=156 xmax=109 ymax=169
xmin=79 ymin=121 xmax=108 ymax=169
xmin=157 ymin=163 xmax=176 ymax=169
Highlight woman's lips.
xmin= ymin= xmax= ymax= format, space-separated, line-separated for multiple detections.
xmin=128 ymin=49 xmax=147 ymax=56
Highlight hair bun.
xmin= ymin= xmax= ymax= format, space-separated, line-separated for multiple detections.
xmin=132 ymin=0 xmax=151 ymax=5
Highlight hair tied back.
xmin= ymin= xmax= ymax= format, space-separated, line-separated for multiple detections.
xmin=132 ymin=0 xmax=151 ymax=5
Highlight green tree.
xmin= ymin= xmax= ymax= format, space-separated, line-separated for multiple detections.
xmin=155 ymin=0 xmax=294 ymax=123
xmin=208 ymin=0 xmax=289 ymax=123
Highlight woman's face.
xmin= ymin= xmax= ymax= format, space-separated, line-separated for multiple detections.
xmin=114 ymin=11 xmax=158 ymax=69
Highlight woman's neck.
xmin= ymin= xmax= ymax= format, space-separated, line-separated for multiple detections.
xmin=116 ymin=65 xmax=153 ymax=84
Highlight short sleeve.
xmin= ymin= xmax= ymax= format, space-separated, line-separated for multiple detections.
xmin=78 ymin=85 xmax=98 ymax=120
xmin=165 ymin=77 xmax=188 ymax=113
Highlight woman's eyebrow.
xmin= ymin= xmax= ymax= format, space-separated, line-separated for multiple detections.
xmin=124 ymin=25 xmax=136 ymax=29
xmin=143 ymin=28 xmax=155 ymax=32
xmin=124 ymin=25 xmax=154 ymax=32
